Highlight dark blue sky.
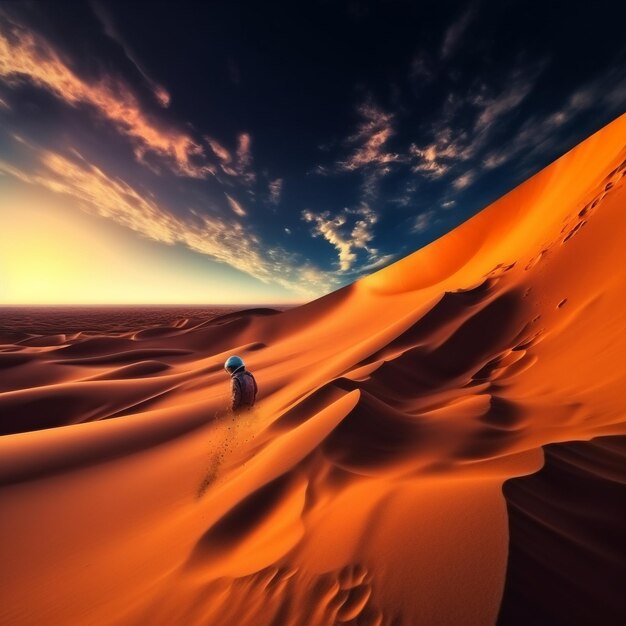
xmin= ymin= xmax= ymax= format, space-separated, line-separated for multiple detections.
xmin=1 ymin=0 xmax=625 ymax=302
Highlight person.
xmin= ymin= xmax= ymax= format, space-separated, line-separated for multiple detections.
xmin=224 ymin=355 xmax=258 ymax=412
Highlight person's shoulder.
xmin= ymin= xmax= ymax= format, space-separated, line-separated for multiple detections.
xmin=235 ymin=370 xmax=255 ymax=382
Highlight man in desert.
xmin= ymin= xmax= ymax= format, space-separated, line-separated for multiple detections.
xmin=224 ymin=355 xmax=258 ymax=412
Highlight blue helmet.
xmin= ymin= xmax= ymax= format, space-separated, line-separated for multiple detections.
xmin=224 ymin=355 xmax=245 ymax=374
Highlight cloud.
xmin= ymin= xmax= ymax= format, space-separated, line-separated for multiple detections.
xmin=318 ymin=98 xmax=405 ymax=200
xmin=0 ymin=145 xmax=333 ymax=298
xmin=302 ymin=204 xmax=379 ymax=272
xmin=0 ymin=11 xmax=270 ymax=191
xmin=411 ymin=210 xmax=435 ymax=234
xmin=311 ymin=164 xmax=330 ymax=176
xmin=356 ymin=253 xmax=396 ymax=273
xmin=482 ymin=66 xmax=626 ymax=172
xmin=284 ymin=227 xmax=291 ymax=235
xmin=350 ymin=204 xmax=378 ymax=251
xmin=0 ymin=11 xmax=210 ymax=178
xmin=236 ymin=132 xmax=256 ymax=185
xmin=452 ymin=171 xmax=476 ymax=189
xmin=302 ymin=209 xmax=356 ymax=271
xmin=90 ymin=0 xmax=170 ymax=107
xmin=225 ymin=193 xmax=247 ymax=217
xmin=1 ymin=150 xmax=181 ymax=243
xmin=441 ymin=4 xmax=477 ymax=60
xmin=205 ymin=131 xmax=257 ymax=186
xmin=337 ymin=100 xmax=403 ymax=173
xmin=316 ymin=62 xmax=542 ymax=216
xmin=409 ymin=127 xmax=468 ymax=177
xmin=268 ymin=177 xmax=283 ymax=204
xmin=472 ymin=74 xmax=536 ymax=133
xmin=206 ymin=137 xmax=232 ymax=164
xmin=408 ymin=62 xmax=544 ymax=183
xmin=405 ymin=59 xmax=623 ymax=211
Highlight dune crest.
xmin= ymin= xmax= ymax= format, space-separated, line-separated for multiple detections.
xmin=1 ymin=113 xmax=625 ymax=625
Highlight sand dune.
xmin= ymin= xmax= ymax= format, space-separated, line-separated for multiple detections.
xmin=497 ymin=435 xmax=626 ymax=625
xmin=1 ymin=113 xmax=625 ymax=625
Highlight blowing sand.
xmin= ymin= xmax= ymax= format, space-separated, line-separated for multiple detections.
xmin=1 ymin=113 xmax=625 ymax=625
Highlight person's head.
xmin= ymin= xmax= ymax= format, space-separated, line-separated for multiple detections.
xmin=224 ymin=355 xmax=245 ymax=375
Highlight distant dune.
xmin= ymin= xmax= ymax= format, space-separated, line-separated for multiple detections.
xmin=1 ymin=113 xmax=625 ymax=625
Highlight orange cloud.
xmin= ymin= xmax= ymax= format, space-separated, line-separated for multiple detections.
xmin=235 ymin=132 xmax=256 ymax=185
xmin=337 ymin=102 xmax=404 ymax=172
xmin=204 ymin=132 xmax=257 ymax=185
xmin=206 ymin=137 xmax=232 ymax=164
xmin=0 ymin=12 xmax=210 ymax=178
xmin=225 ymin=193 xmax=247 ymax=217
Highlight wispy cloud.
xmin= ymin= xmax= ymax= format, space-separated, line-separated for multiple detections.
xmin=411 ymin=210 xmax=435 ymax=234
xmin=337 ymin=101 xmax=402 ymax=172
xmin=441 ymin=4 xmax=477 ymax=60
xmin=406 ymin=60 xmax=624 ymax=204
xmin=482 ymin=66 xmax=626 ymax=172
xmin=235 ymin=132 xmax=256 ymax=185
xmin=0 ymin=150 xmax=179 ymax=241
xmin=408 ymin=61 xmax=545 ymax=189
xmin=356 ymin=253 xmax=396 ymax=273
xmin=268 ymin=177 xmax=283 ymax=204
xmin=302 ymin=204 xmax=379 ymax=272
xmin=225 ymin=193 xmax=247 ymax=217
xmin=302 ymin=209 xmax=357 ymax=271
xmin=206 ymin=136 xmax=232 ymax=164
xmin=409 ymin=127 xmax=468 ymax=177
xmin=0 ymin=12 xmax=210 ymax=178
xmin=204 ymin=131 xmax=257 ymax=187
xmin=452 ymin=171 xmax=476 ymax=189
xmin=320 ymin=58 xmax=544 ymax=211
xmin=472 ymin=77 xmax=535 ymax=133
xmin=318 ymin=98 xmax=405 ymax=200
xmin=90 ymin=0 xmax=170 ymax=107
xmin=350 ymin=205 xmax=379 ymax=251
xmin=0 ymin=144 xmax=331 ymax=297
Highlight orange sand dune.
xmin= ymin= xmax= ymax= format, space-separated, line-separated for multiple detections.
xmin=1 ymin=113 xmax=625 ymax=625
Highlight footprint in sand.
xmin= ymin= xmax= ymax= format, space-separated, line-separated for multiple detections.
xmin=320 ymin=564 xmax=385 ymax=625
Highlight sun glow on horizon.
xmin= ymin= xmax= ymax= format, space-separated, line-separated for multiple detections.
xmin=0 ymin=181 xmax=304 ymax=305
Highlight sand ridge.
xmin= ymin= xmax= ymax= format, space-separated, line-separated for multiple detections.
xmin=0 ymin=113 xmax=625 ymax=625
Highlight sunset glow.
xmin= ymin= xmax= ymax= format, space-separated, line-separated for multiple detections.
xmin=0 ymin=2 xmax=625 ymax=625
xmin=1 ymin=181 xmax=299 ymax=304
xmin=1 ymin=1 xmax=623 ymax=304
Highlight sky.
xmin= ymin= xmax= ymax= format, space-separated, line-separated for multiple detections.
xmin=0 ymin=0 xmax=625 ymax=304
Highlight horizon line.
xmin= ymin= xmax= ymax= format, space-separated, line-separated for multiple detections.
xmin=0 ymin=302 xmax=306 ymax=308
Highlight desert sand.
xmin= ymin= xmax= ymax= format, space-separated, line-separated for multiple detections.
xmin=1 ymin=113 xmax=625 ymax=625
